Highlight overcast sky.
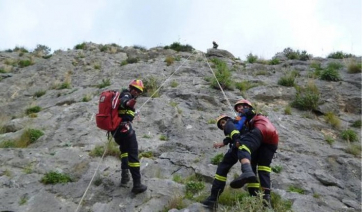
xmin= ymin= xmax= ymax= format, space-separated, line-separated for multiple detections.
xmin=1 ymin=0 xmax=361 ymax=59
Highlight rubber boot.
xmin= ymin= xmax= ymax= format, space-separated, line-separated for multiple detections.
xmin=131 ymin=180 xmax=147 ymax=194
xmin=120 ymin=169 xmax=130 ymax=186
xmin=263 ymin=194 xmax=272 ymax=208
xmin=248 ymin=187 xmax=258 ymax=196
xmin=230 ymin=163 xmax=257 ymax=188
xmin=201 ymin=182 xmax=223 ymax=210
xmin=201 ymin=196 xmax=217 ymax=210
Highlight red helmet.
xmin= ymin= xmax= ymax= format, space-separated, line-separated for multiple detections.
xmin=216 ymin=114 xmax=231 ymax=130
xmin=234 ymin=99 xmax=253 ymax=111
xmin=129 ymin=79 xmax=144 ymax=92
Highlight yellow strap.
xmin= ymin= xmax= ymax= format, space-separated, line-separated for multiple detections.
xmin=121 ymin=153 xmax=128 ymax=158
xmin=230 ymin=130 xmax=239 ymax=138
xmin=247 ymin=183 xmax=260 ymax=188
xmin=258 ymin=166 xmax=272 ymax=172
xmin=239 ymin=144 xmax=251 ymax=154
xmin=128 ymin=162 xmax=140 ymax=167
xmin=119 ymin=110 xmax=135 ymax=116
xmin=214 ymin=174 xmax=227 ymax=182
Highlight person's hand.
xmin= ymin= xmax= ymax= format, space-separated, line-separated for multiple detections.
xmin=213 ymin=142 xmax=225 ymax=149
xmin=126 ymin=99 xmax=136 ymax=108
xmin=235 ymin=116 xmax=241 ymax=121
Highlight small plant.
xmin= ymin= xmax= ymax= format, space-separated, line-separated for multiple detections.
xmin=313 ymin=193 xmax=321 ymax=198
xmin=0 ymin=140 xmax=16 ymax=148
xmin=170 ymin=80 xmax=178 ymax=88
xmin=94 ymin=63 xmax=101 ymax=69
xmin=288 ymin=185 xmax=304 ymax=194
xmin=159 ymin=134 xmax=168 ymax=141
xmin=325 ymin=135 xmax=334 ymax=145
xmin=82 ymin=95 xmax=92 ymax=102
xmin=25 ymin=106 xmax=42 ymax=115
xmin=164 ymin=42 xmax=194 ymax=52
xmin=351 ymin=120 xmax=361 ymax=128
xmin=126 ymin=57 xmax=138 ymax=64
xmin=89 ymin=142 xmax=119 ymax=158
xmin=139 ymin=151 xmax=153 ymax=159
xmin=235 ymin=80 xmax=261 ymax=91
xmin=58 ymin=82 xmax=71 ymax=89
xmin=327 ymin=51 xmax=355 ymax=59
xmin=211 ymin=153 xmax=224 ymax=165
xmin=320 ymin=67 xmax=341 ymax=81
xmin=165 ymin=56 xmax=175 ymax=66
xmin=324 ymin=112 xmax=341 ymax=129
xmin=142 ymin=134 xmax=152 ymax=139
xmin=169 ymin=101 xmax=178 ymax=107
xmin=34 ymin=44 xmax=51 ymax=56
xmin=162 ymin=195 xmax=186 ymax=211
xmin=292 ymin=81 xmax=319 ymax=111
xmin=284 ymin=105 xmax=292 ymax=115
xmin=74 ymin=42 xmax=86 ymax=50
xmin=269 ymin=58 xmax=280 ymax=65
xmin=207 ymin=119 xmax=216 ymax=124
xmin=347 ymin=61 xmax=362 ymax=73
xmin=19 ymin=196 xmax=28 ymax=205
xmin=94 ymin=177 xmax=102 ymax=186
xmin=185 ymin=181 xmax=205 ymax=196
xmin=143 ymin=76 xmax=160 ymax=97
xmin=345 ymin=143 xmax=361 ymax=157
xmin=120 ymin=60 xmax=128 ymax=66
xmin=209 ymin=58 xmax=234 ymax=90
xmin=278 ymin=72 xmax=296 ymax=87
xmin=341 ymin=129 xmax=358 ymax=142
xmin=41 ymin=171 xmax=73 ymax=184
xmin=133 ymin=45 xmax=146 ymax=50
xmin=18 ymin=60 xmax=33 ymax=68
xmin=172 ymin=174 xmax=184 ymax=184
xmin=33 ymin=90 xmax=46 ymax=98
xmin=272 ymin=165 xmax=283 ymax=173
xmin=97 ymin=79 xmax=111 ymax=88
xmin=23 ymin=163 xmax=33 ymax=174
xmin=246 ymin=53 xmax=258 ymax=63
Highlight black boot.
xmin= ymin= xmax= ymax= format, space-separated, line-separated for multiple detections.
xmin=201 ymin=196 xmax=217 ymax=210
xmin=230 ymin=163 xmax=257 ymax=188
xmin=263 ymin=194 xmax=272 ymax=208
xmin=120 ymin=169 xmax=130 ymax=186
xmin=131 ymin=180 xmax=147 ymax=194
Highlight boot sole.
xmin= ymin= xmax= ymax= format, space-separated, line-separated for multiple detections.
xmin=230 ymin=175 xmax=258 ymax=188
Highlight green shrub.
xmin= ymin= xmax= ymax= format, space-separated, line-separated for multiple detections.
xmin=272 ymin=165 xmax=283 ymax=173
xmin=14 ymin=46 xmax=28 ymax=53
xmin=20 ymin=129 xmax=44 ymax=147
xmin=143 ymin=76 xmax=160 ymax=97
xmin=97 ymin=79 xmax=111 ymax=88
xmin=351 ymin=120 xmax=361 ymax=128
xmin=211 ymin=153 xmax=224 ymax=165
xmin=282 ymin=47 xmax=310 ymax=61
xmin=324 ymin=112 xmax=341 ymax=128
xmin=185 ymin=181 xmax=205 ymax=195
xmin=18 ymin=60 xmax=33 ymax=68
xmin=126 ymin=57 xmax=138 ymax=64
xmin=284 ymin=105 xmax=292 ymax=115
xmin=235 ymin=80 xmax=261 ymax=91
xmin=82 ymin=95 xmax=91 ymax=102
xmin=120 ymin=60 xmax=128 ymax=66
xmin=288 ymin=185 xmax=304 ymax=194
xmin=347 ymin=62 xmax=361 ymax=73
xmin=34 ymin=44 xmax=51 ymax=56
xmin=139 ymin=151 xmax=153 ymax=159
xmin=74 ymin=42 xmax=86 ymax=50
xmin=341 ymin=129 xmax=358 ymax=142
xmin=0 ymin=69 xmax=6 ymax=73
xmin=164 ymin=42 xmax=194 ymax=52
xmin=345 ymin=143 xmax=361 ymax=157
xmin=159 ymin=135 xmax=168 ymax=141
xmin=100 ymin=45 xmax=109 ymax=52
xmin=133 ymin=45 xmax=147 ymax=51
xmin=207 ymin=119 xmax=216 ymax=124
xmin=269 ymin=58 xmax=280 ymax=65
xmin=165 ymin=56 xmax=175 ymax=66
xmin=33 ymin=90 xmax=46 ymax=98
xmin=161 ymin=195 xmax=186 ymax=211
xmin=25 ymin=106 xmax=42 ymax=115
xmin=325 ymin=135 xmax=334 ymax=145
xmin=320 ymin=68 xmax=341 ymax=81
xmin=327 ymin=51 xmax=355 ymax=59
xmin=170 ymin=80 xmax=178 ymax=88
xmin=278 ymin=73 xmax=296 ymax=87
xmin=0 ymin=140 xmax=16 ymax=148
xmin=58 ymin=82 xmax=71 ymax=89
xmin=41 ymin=171 xmax=73 ymax=184
xmin=292 ymin=82 xmax=319 ymax=110
xmin=246 ymin=53 xmax=258 ymax=63
xmin=89 ymin=142 xmax=119 ymax=158
xmin=210 ymin=58 xmax=234 ymax=90
xmin=172 ymin=174 xmax=184 ymax=184
xmin=42 ymin=55 xmax=52 ymax=59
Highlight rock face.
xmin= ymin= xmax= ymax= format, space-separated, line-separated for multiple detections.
xmin=0 ymin=43 xmax=361 ymax=212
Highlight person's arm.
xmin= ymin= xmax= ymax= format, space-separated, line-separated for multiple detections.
xmin=120 ymin=92 xmax=136 ymax=109
xmin=234 ymin=116 xmax=247 ymax=132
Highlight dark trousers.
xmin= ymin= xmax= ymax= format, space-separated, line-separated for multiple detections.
xmin=211 ymin=147 xmax=239 ymax=198
xmin=112 ymin=124 xmax=141 ymax=182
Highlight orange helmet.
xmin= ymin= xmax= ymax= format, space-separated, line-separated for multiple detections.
xmin=234 ymin=99 xmax=253 ymax=111
xmin=129 ymin=79 xmax=144 ymax=92
xmin=216 ymin=114 xmax=231 ymax=130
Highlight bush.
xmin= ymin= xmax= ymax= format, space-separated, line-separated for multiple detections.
xmin=185 ymin=181 xmax=205 ymax=195
xmin=351 ymin=120 xmax=361 ymax=128
xmin=41 ymin=171 xmax=73 ymax=184
xmin=284 ymin=105 xmax=292 ymax=115
xmin=33 ymin=90 xmax=46 ymax=98
xmin=320 ymin=68 xmax=341 ymax=81
xmin=288 ymin=185 xmax=304 ymax=194
xmin=341 ymin=129 xmax=358 ymax=142
xmin=126 ymin=57 xmax=138 ymax=64
xmin=74 ymin=42 xmax=86 ymax=50
xmin=97 ymin=79 xmax=111 ymax=88
xmin=278 ymin=73 xmax=296 ymax=87
xmin=324 ymin=112 xmax=341 ymax=128
xmin=246 ymin=53 xmax=258 ymax=63
xmin=292 ymin=82 xmax=319 ymax=111
xmin=211 ymin=153 xmax=224 ymax=165
xmin=18 ymin=60 xmax=33 ymax=68
xmin=209 ymin=58 xmax=234 ymax=90
xmin=272 ymin=165 xmax=283 ymax=173
xmin=345 ymin=143 xmax=361 ymax=157
xmin=269 ymin=58 xmax=280 ymax=65
xmin=133 ymin=45 xmax=146 ymax=51
xmin=165 ymin=56 xmax=174 ymax=66
xmin=282 ymin=47 xmax=311 ymax=60
xmin=143 ymin=76 xmax=160 ymax=97
xmin=164 ymin=42 xmax=194 ymax=52
xmin=327 ymin=51 xmax=355 ymax=59
xmin=34 ymin=44 xmax=51 ymax=56
xmin=347 ymin=62 xmax=361 ymax=73
xmin=89 ymin=142 xmax=119 ymax=158
xmin=25 ymin=106 xmax=42 ymax=115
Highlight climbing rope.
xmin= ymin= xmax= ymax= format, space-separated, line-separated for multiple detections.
xmin=202 ymin=53 xmax=237 ymax=117
xmin=75 ymin=51 xmax=195 ymax=212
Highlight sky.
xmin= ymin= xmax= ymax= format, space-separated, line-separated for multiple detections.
xmin=0 ymin=0 xmax=361 ymax=59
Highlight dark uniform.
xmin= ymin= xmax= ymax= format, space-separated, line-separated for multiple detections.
xmin=111 ymin=89 xmax=146 ymax=193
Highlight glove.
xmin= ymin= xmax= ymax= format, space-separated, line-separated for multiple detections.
xmin=126 ymin=99 xmax=136 ymax=109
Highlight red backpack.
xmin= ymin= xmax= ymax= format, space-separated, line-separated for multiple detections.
xmin=96 ymin=90 xmax=122 ymax=131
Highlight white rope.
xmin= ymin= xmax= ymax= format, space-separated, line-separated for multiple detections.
xmin=137 ymin=51 xmax=196 ymax=111
xmin=202 ymin=53 xmax=237 ymax=116
xmin=75 ymin=139 xmax=109 ymax=212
